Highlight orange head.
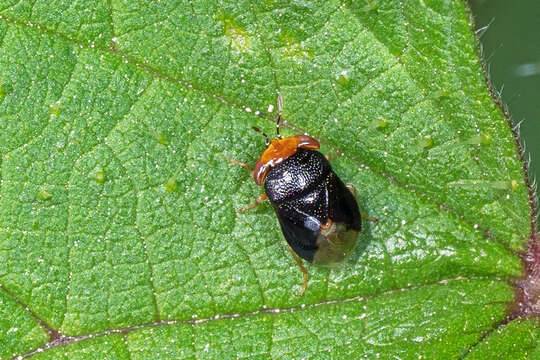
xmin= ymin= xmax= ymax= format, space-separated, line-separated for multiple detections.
xmin=251 ymin=95 xmax=320 ymax=185
xmin=253 ymin=134 xmax=320 ymax=185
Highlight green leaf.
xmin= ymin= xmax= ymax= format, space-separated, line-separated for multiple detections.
xmin=0 ymin=0 xmax=536 ymax=358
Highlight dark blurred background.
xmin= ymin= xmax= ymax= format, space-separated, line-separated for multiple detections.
xmin=469 ymin=0 xmax=540 ymax=185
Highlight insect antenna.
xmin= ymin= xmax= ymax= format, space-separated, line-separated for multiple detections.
xmin=252 ymin=126 xmax=270 ymax=146
xmin=276 ymin=94 xmax=283 ymax=139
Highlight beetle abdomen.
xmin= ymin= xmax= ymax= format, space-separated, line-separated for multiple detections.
xmin=265 ymin=150 xmax=362 ymax=264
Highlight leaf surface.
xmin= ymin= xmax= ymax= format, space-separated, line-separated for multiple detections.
xmin=0 ymin=0 xmax=536 ymax=358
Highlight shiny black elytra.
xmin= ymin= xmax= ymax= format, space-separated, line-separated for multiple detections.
xmin=230 ymin=97 xmax=367 ymax=296
xmin=264 ymin=148 xmax=362 ymax=266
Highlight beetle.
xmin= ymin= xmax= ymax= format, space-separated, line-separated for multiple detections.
xmin=231 ymin=95 xmax=373 ymax=296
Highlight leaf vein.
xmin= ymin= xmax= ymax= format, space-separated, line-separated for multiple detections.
xmin=17 ymin=276 xmax=511 ymax=359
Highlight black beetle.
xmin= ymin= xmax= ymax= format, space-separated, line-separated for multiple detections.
xmin=231 ymin=96 xmax=372 ymax=296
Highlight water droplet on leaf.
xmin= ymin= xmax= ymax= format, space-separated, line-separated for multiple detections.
xmin=371 ymin=117 xmax=388 ymax=129
xmin=38 ymin=189 xmax=52 ymax=201
xmin=164 ymin=177 xmax=177 ymax=192
xmin=49 ymin=103 xmax=61 ymax=116
xmin=94 ymin=170 xmax=106 ymax=184
xmin=155 ymin=132 xmax=168 ymax=145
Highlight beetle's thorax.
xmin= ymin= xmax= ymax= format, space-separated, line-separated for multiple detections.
xmin=253 ymin=135 xmax=320 ymax=185
xmin=260 ymin=137 xmax=299 ymax=164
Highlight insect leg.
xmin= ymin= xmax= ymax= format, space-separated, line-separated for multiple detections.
xmin=227 ymin=158 xmax=252 ymax=172
xmin=360 ymin=213 xmax=378 ymax=222
xmin=345 ymin=183 xmax=358 ymax=199
xmin=360 ymin=213 xmax=379 ymax=222
xmin=346 ymin=184 xmax=379 ymax=223
xmin=238 ymin=193 xmax=268 ymax=213
xmin=325 ymin=153 xmax=342 ymax=162
xmin=287 ymin=245 xmax=308 ymax=297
